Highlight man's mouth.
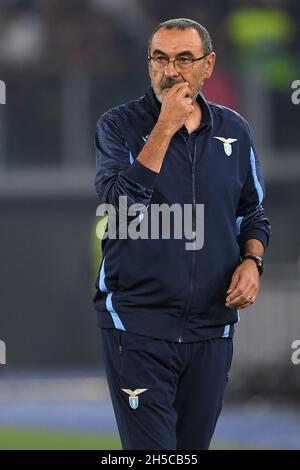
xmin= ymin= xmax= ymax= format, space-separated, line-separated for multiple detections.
xmin=161 ymin=78 xmax=184 ymax=91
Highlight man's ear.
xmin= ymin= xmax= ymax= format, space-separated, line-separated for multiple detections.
xmin=148 ymin=60 xmax=153 ymax=80
xmin=204 ymin=52 xmax=216 ymax=79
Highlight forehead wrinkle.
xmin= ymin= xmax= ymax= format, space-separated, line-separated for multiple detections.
xmin=152 ymin=40 xmax=201 ymax=57
xmin=151 ymin=29 xmax=203 ymax=55
xmin=152 ymin=48 xmax=194 ymax=57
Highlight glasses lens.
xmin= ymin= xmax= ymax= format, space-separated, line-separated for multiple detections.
xmin=175 ymin=58 xmax=193 ymax=70
xmin=150 ymin=57 xmax=194 ymax=71
xmin=152 ymin=57 xmax=168 ymax=69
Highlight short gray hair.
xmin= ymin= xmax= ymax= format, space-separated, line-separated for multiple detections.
xmin=148 ymin=18 xmax=213 ymax=55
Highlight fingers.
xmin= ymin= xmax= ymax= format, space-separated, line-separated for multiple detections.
xmin=226 ymin=288 xmax=256 ymax=308
xmin=164 ymin=82 xmax=188 ymax=95
xmin=226 ymin=274 xmax=258 ymax=308
xmin=226 ymin=277 xmax=251 ymax=306
xmin=226 ymin=272 xmax=239 ymax=296
xmin=239 ymin=295 xmax=256 ymax=309
xmin=226 ymin=260 xmax=260 ymax=309
xmin=165 ymin=82 xmax=191 ymax=99
xmin=226 ymin=279 xmax=248 ymax=306
xmin=161 ymin=82 xmax=193 ymax=131
xmin=187 ymin=104 xmax=194 ymax=114
xmin=176 ymin=83 xmax=192 ymax=99
xmin=167 ymin=83 xmax=193 ymax=116
xmin=185 ymin=96 xmax=193 ymax=105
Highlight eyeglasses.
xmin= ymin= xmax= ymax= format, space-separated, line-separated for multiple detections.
xmin=148 ymin=53 xmax=210 ymax=71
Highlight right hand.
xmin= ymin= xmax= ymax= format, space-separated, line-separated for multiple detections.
xmin=157 ymin=82 xmax=194 ymax=136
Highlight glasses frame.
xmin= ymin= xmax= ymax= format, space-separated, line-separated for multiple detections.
xmin=148 ymin=53 xmax=210 ymax=70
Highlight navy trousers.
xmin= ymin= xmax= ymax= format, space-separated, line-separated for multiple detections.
xmin=100 ymin=328 xmax=233 ymax=450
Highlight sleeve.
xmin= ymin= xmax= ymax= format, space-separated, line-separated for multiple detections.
xmin=236 ymin=122 xmax=272 ymax=253
xmin=94 ymin=115 xmax=158 ymax=208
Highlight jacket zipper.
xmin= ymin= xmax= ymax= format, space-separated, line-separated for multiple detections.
xmin=178 ymin=135 xmax=197 ymax=342
xmin=117 ymin=331 xmax=123 ymax=353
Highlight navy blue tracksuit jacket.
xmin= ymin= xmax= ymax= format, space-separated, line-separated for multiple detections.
xmin=93 ymin=86 xmax=271 ymax=343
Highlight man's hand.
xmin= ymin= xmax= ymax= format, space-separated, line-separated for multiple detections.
xmin=225 ymin=259 xmax=260 ymax=309
xmin=157 ymin=82 xmax=194 ymax=136
xmin=135 ymin=82 xmax=192 ymax=173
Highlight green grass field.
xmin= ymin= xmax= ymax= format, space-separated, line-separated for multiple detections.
xmin=0 ymin=427 xmax=122 ymax=450
xmin=0 ymin=426 xmax=254 ymax=450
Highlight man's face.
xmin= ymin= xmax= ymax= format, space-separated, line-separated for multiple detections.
xmin=148 ymin=27 xmax=215 ymax=103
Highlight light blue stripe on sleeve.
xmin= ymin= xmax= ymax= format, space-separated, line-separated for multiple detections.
xmin=236 ymin=216 xmax=244 ymax=236
xmin=250 ymin=147 xmax=263 ymax=206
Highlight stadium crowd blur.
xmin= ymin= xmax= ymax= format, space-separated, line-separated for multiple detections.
xmin=0 ymin=0 xmax=299 ymax=167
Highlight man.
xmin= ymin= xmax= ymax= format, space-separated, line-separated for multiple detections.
xmin=93 ymin=18 xmax=271 ymax=450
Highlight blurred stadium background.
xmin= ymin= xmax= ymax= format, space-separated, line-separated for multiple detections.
xmin=0 ymin=0 xmax=300 ymax=450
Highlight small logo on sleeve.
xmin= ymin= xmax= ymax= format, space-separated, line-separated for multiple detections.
xmin=121 ymin=388 xmax=148 ymax=409
xmin=213 ymin=137 xmax=238 ymax=156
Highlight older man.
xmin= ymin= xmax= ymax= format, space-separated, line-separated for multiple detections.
xmin=93 ymin=18 xmax=271 ymax=450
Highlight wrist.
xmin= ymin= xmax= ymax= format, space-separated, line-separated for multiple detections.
xmin=242 ymin=254 xmax=264 ymax=276
xmin=244 ymin=251 xmax=263 ymax=258
xmin=155 ymin=120 xmax=176 ymax=139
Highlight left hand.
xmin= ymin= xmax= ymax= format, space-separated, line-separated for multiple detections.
xmin=225 ymin=259 xmax=260 ymax=309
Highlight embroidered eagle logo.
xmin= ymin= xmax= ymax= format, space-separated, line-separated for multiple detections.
xmin=121 ymin=389 xmax=148 ymax=409
xmin=213 ymin=137 xmax=238 ymax=156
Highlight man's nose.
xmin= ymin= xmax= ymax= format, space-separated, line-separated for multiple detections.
xmin=164 ymin=60 xmax=179 ymax=77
